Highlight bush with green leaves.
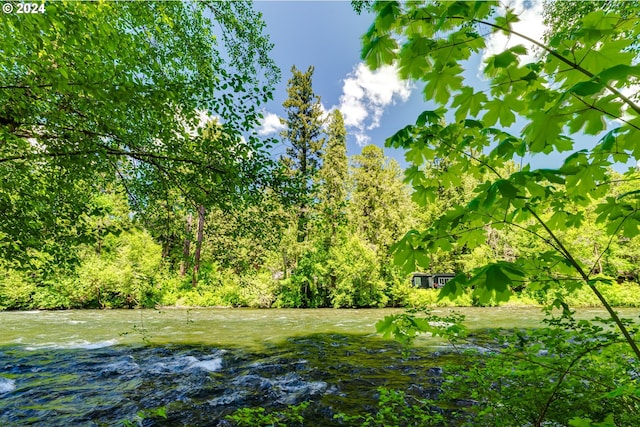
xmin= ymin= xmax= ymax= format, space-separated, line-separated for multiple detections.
xmin=0 ymin=268 xmax=36 ymax=310
xmin=70 ymin=228 xmax=163 ymax=308
xmin=376 ymin=308 xmax=640 ymax=426
xmin=275 ymin=246 xmax=328 ymax=308
xmin=327 ymin=232 xmax=388 ymax=308
xmin=226 ymin=401 xmax=310 ymax=427
xmin=442 ymin=315 xmax=640 ymax=427
xmin=335 ymin=387 xmax=446 ymax=426
xmin=276 ymin=232 xmax=389 ymax=308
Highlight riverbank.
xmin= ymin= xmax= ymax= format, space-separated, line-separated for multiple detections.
xmin=2 ymin=265 xmax=640 ymax=311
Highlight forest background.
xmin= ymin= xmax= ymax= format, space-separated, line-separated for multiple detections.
xmin=1 ymin=0 xmax=639 ymax=311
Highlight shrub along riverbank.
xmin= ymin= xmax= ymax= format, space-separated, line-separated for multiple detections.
xmin=2 ymin=261 xmax=640 ymax=310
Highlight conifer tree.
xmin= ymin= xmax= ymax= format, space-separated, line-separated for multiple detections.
xmin=318 ymin=109 xmax=349 ymax=240
xmin=280 ymin=66 xmax=325 ymax=242
xmin=350 ymin=145 xmax=414 ymax=254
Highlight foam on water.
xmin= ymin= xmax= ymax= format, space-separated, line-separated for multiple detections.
xmin=24 ymin=339 xmax=118 ymax=351
xmin=0 ymin=377 xmax=16 ymax=395
xmin=150 ymin=355 xmax=223 ymax=374
xmin=190 ymin=358 xmax=222 ymax=372
xmin=100 ymin=358 xmax=141 ymax=376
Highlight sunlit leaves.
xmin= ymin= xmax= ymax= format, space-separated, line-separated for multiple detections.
xmin=375 ymin=310 xmax=467 ymax=346
xmin=567 ymin=108 xmax=607 ymax=135
xmin=485 ymin=45 xmax=527 ymax=74
xmin=522 ymin=112 xmax=569 ymax=153
xmin=483 ymin=98 xmax=517 ymax=127
xmin=423 ymin=64 xmax=464 ymax=104
xmin=597 ymin=64 xmax=640 ymax=87
xmin=568 ymin=81 xmax=605 ymax=97
xmin=363 ymin=0 xmax=640 ymax=322
xmin=415 ymin=109 xmax=445 ymax=127
xmin=493 ymin=8 xmax=520 ymax=33
xmin=373 ymin=0 xmax=401 ymax=33
xmin=452 ymin=87 xmax=487 ymax=122
xmin=0 ymin=1 xmax=278 ymax=268
xmin=440 ymin=262 xmax=526 ymax=304
xmin=391 ymin=230 xmax=431 ymax=275
xmin=595 ymin=197 xmax=640 ymax=238
xmin=361 ymin=31 xmax=397 ymax=69
xmin=398 ymin=37 xmax=434 ymax=79
xmin=578 ymin=39 xmax=636 ymax=76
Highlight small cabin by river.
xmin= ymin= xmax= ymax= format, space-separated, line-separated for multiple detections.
xmin=412 ymin=273 xmax=456 ymax=289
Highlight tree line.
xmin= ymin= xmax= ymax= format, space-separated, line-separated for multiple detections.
xmin=1 ymin=56 xmax=638 ymax=309
xmin=1 ymin=0 xmax=639 ymax=312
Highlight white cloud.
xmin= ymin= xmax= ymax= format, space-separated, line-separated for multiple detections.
xmin=258 ymin=112 xmax=286 ymax=136
xmin=339 ymin=63 xmax=412 ymax=146
xmin=319 ymin=101 xmax=332 ymax=124
xmin=482 ymin=0 xmax=546 ymax=65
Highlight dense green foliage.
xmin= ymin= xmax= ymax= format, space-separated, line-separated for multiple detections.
xmin=2 ymin=1 xmax=639 ymax=314
xmin=361 ymin=0 xmax=640 ymax=425
xmin=362 ymin=0 xmax=640 ymax=353
xmin=0 ymin=0 xmax=278 ymax=271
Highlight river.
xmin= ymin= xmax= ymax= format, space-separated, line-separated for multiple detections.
xmin=1 ymin=307 xmax=637 ymax=426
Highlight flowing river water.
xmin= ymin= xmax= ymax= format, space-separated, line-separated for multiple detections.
xmin=1 ymin=307 xmax=638 ymax=426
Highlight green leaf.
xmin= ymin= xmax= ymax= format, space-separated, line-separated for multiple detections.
xmin=362 ymin=32 xmax=398 ymax=69
xmin=523 ymin=112 xmax=568 ymax=153
xmin=568 ymin=80 xmax=604 ymax=96
xmin=452 ymin=87 xmax=488 ymax=121
xmin=415 ymin=109 xmax=443 ymax=127
xmin=423 ymin=64 xmax=464 ymax=105
xmin=594 ymin=128 xmax=620 ymax=153
xmin=438 ymin=274 xmax=468 ymax=301
xmin=375 ymin=315 xmax=396 ymax=335
xmin=494 ymin=9 xmax=521 ymax=33
xmin=373 ymin=1 xmax=401 ymax=33
xmin=597 ymin=64 xmax=640 ymax=84
xmin=485 ymin=45 xmax=527 ymax=74
xmin=495 ymin=179 xmax=520 ymax=199
xmin=391 ymin=230 xmax=431 ymax=275
xmin=399 ymin=36 xmax=434 ymax=79
xmin=568 ymin=108 xmax=606 ymax=135
xmin=579 ymin=39 xmax=635 ymax=75
xmin=483 ymin=98 xmax=516 ymax=127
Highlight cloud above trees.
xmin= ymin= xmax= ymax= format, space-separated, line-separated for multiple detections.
xmin=257 ymin=112 xmax=286 ymax=136
xmin=339 ymin=63 xmax=412 ymax=146
xmin=258 ymin=63 xmax=412 ymax=146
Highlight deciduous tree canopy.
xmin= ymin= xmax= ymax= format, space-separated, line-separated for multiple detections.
xmin=0 ymin=1 xmax=278 ymax=269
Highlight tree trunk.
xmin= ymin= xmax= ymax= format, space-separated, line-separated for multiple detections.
xmin=594 ymin=243 xmax=603 ymax=274
xmin=179 ymin=213 xmax=192 ymax=277
xmin=192 ymin=204 xmax=205 ymax=287
xmin=297 ymin=204 xmax=307 ymax=242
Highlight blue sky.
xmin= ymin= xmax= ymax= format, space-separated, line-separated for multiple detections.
xmin=252 ymin=1 xmax=617 ymax=171
xmin=253 ymin=1 xmax=427 ymax=165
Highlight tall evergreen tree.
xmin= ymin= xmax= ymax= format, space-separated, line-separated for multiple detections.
xmin=280 ymin=65 xmax=325 ymax=242
xmin=350 ymin=145 xmax=414 ymax=254
xmin=318 ymin=109 xmax=349 ymax=240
